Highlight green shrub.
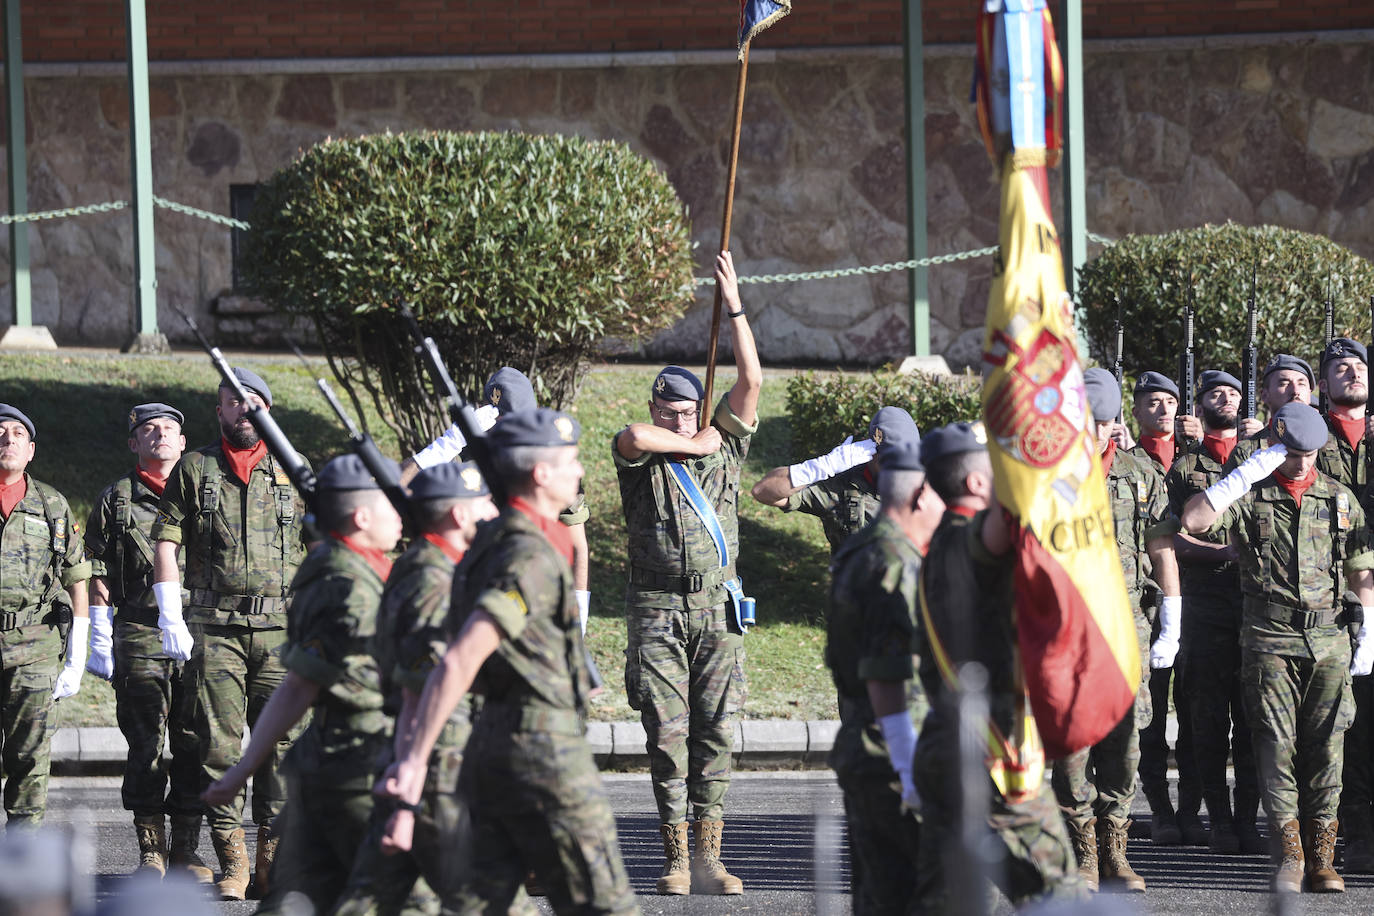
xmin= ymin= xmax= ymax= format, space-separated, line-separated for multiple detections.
xmin=241 ymin=131 xmax=696 ymax=453
xmin=1077 ymin=223 xmax=1374 ymax=378
xmin=785 ymin=369 xmax=982 ymax=457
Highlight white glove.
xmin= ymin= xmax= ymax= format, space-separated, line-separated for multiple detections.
xmin=86 ymin=605 xmax=115 ymax=679
xmin=877 ymin=710 xmax=920 ymax=810
xmin=789 ymin=436 xmax=877 ymax=488
xmin=1150 ymin=596 xmax=1182 ymax=669
xmin=575 ymin=590 xmax=590 ymax=635
xmin=154 ymin=581 xmax=194 ymax=662
xmin=53 ymin=616 xmax=90 ymax=699
xmin=410 ymin=406 xmax=502 ymax=470
xmin=1352 ymin=619 xmax=1374 ymax=677
xmin=1203 ymin=444 xmax=1287 ymax=513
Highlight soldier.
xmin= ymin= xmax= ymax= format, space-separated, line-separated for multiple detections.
xmin=0 ymin=403 xmax=91 ymax=826
xmin=912 ymin=421 xmax=1087 ymax=911
xmin=83 ymin=403 xmax=213 ymax=880
xmin=1053 ymin=370 xmax=1180 ymax=893
xmin=1164 ymin=371 xmax=1264 ymax=855
xmin=826 ymin=439 xmax=943 ymax=914
xmin=1228 ymin=354 xmax=1316 ymax=459
xmin=1181 ymin=400 xmax=1374 ymax=893
xmin=151 ymin=368 xmax=310 ymax=899
xmin=333 ymin=461 xmax=498 ymax=915
xmin=379 ymin=408 xmax=638 ymax=916
xmin=750 ymin=406 xmax=920 ymax=554
xmin=614 ymin=251 xmax=761 ymax=895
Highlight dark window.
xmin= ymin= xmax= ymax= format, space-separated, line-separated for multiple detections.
xmin=229 ymin=184 xmax=259 ymax=292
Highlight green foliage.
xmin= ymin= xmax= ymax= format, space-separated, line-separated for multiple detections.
xmin=1078 ymin=223 xmax=1374 ymax=378
xmin=785 ymin=369 xmax=983 ymax=457
xmin=241 ymin=131 xmax=696 ymax=453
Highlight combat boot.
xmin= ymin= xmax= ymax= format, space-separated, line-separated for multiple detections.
xmin=1067 ymin=817 xmax=1099 ymax=892
xmin=691 ymin=819 xmax=743 ymax=895
xmin=1098 ymin=819 xmax=1146 ymax=892
xmin=1177 ymin=782 xmax=1208 ymax=846
xmin=251 ymin=823 xmax=279 ymax=899
xmin=656 ymin=823 xmax=691 ymax=895
xmin=167 ymin=814 xmax=214 ymax=884
xmin=1273 ymin=819 xmax=1303 ymax=894
xmin=1234 ymin=789 xmax=1267 ymax=855
xmin=211 ymin=827 xmax=251 ymax=901
xmin=1204 ymin=790 xmax=1240 ymax=854
xmin=1339 ymin=806 xmax=1374 ymax=873
xmin=133 ymin=814 xmax=167 ymax=878
xmin=1302 ymin=819 xmax=1344 ymax=893
xmin=1145 ymin=786 xmax=1181 ymax=845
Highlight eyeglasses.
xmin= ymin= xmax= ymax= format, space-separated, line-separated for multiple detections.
xmin=652 ymin=403 xmax=699 ymax=423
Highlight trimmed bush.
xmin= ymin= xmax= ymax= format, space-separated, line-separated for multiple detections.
xmin=241 ymin=130 xmax=696 ymax=452
xmin=785 ymin=369 xmax=982 ymax=457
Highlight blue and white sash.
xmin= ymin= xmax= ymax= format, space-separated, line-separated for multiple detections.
xmin=664 ymin=459 xmax=753 ymax=631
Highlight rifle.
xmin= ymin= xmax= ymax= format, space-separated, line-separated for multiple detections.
xmin=1241 ymin=264 xmax=1259 ymax=423
xmin=1179 ymin=283 xmax=1196 ymax=442
xmin=1113 ymin=296 xmax=1125 ymax=425
xmin=174 ymin=306 xmax=318 ymax=504
xmin=288 ymin=338 xmax=419 ymax=535
xmin=1321 ymin=275 xmax=1335 ymax=414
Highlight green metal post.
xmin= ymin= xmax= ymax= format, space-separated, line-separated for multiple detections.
xmin=1059 ymin=0 xmax=1086 ymax=300
xmin=3 ymin=0 xmax=29 ymax=327
xmin=903 ymin=0 xmax=929 ymax=357
xmin=125 ymin=0 xmax=159 ymax=344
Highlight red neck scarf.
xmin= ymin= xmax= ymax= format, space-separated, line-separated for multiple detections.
xmin=332 ymin=532 xmax=393 ymax=581
xmin=510 ymin=496 xmax=575 ymax=567
xmin=221 ymin=437 xmax=267 ymax=486
xmin=422 ymin=532 xmax=466 ymax=565
xmin=1137 ymin=432 xmax=1176 ymax=469
xmin=1330 ymin=413 xmax=1364 ymax=450
xmin=948 ymin=505 xmax=978 ymax=519
xmin=1273 ymin=466 xmax=1318 ymax=507
xmin=1098 ymin=438 xmax=1118 ymax=477
xmin=1202 ymin=433 xmax=1238 ymax=466
xmin=0 ymin=475 xmax=26 ymax=519
xmin=136 ymin=467 xmax=169 ymax=496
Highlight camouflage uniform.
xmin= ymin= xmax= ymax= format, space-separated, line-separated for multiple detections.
xmin=913 ymin=509 xmax=1085 ymax=912
xmin=616 ymin=396 xmax=754 ymax=825
xmin=255 ymin=537 xmax=391 ymax=916
xmin=0 ymin=474 xmax=89 ymax=825
xmin=787 ymin=465 xmax=879 ymax=555
xmin=1209 ymin=470 xmax=1374 ymax=825
xmin=826 ymin=514 xmax=924 ymax=915
xmin=151 ymin=444 xmax=309 ymax=836
xmin=445 ymin=507 xmax=637 ymax=915
xmin=84 ymin=472 xmax=200 ymax=819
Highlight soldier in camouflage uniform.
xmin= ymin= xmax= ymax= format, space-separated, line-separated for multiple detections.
xmin=1181 ymin=400 xmax=1374 ymax=894
xmin=379 ymin=408 xmax=638 ymax=916
xmin=614 ymin=252 xmax=760 ymax=895
xmin=151 ymin=368 xmax=310 ymax=899
xmin=202 ymin=453 xmax=404 ymax=914
xmin=334 ymin=461 xmax=498 ymax=916
xmin=1052 ymin=370 xmax=1180 ymax=893
xmin=0 ymin=403 xmax=91 ymax=827
xmin=83 ymin=403 xmax=213 ymax=880
xmin=1225 ymin=354 xmax=1316 ymax=468
xmin=751 ymin=406 xmax=919 ymax=554
xmin=912 ymin=422 xmax=1087 ymax=912
xmin=1163 ymin=371 xmax=1264 ymax=855
xmin=826 ymin=439 xmax=943 ymax=915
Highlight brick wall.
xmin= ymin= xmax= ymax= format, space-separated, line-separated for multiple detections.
xmin=17 ymin=1 xmax=1374 ymax=63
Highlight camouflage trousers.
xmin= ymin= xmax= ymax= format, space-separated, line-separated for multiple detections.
xmin=256 ymin=773 xmax=375 ymax=916
xmin=0 ymin=624 xmax=60 ymax=825
xmin=624 ymin=602 xmax=746 ymax=824
xmin=1340 ymin=674 xmax=1374 ymax=824
xmin=1183 ymin=616 xmax=1259 ymax=818
xmin=1241 ymin=628 xmax=1354 ymax=824
xmin=113 ymin=619 xmax=201 ymax=817
xmin=835 ymin=768 xmax=919 ymax=916
xmin=185 ymin=623 xmax=296 ymax=833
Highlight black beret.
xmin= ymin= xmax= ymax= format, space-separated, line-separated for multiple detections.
xmin=1083 ymin=368 xmax=1122 ymax=422
xmin=484 ymin=367 xmax=537 ymax=416
xmin=316 ymin=453 xmax=396 ymax=491
xmin=0 ymin=403 xmax=35 ymax=439
xmin=1134 ymin=370 xmax=1179 ymax=399
xmin=868 ymin=406 xmax=920 ymax=453
xmin=1320 ymin=337 xmax=1368 ymax=372
xmin=921 ymin=421 xmax=988 ymax=465
xmin=652 ymin=366 xmax=705 ymax=402
xmin=127 ymin=402 xmax=184 ymax=434
xmin=410 ymin=460 xmax=490 ymax=500
xmin=877 ymin=442 xmax=924 ymax=473
xmin=221 ymin=367 xmax=272 ymax=406
xmin=488 ymin=407 xmax=581 ymax=449
xmin=1261 ymin=354 xmax=1315 ymax=388
xmin=1271 ymin=402 xmax=1329 ymax=452
xmin=1197 ymin=370 xmax=1242 ymax=398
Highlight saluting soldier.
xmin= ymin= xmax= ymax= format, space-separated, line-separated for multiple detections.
xmin=0 ymin=403 xmax=91 ymax=826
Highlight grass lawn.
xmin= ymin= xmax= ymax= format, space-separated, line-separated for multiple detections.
xmin=0 ymin=352 xmax=840 ymax=727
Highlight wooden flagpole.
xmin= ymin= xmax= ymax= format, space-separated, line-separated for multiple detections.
xmin=701 ymin=43 xmax=751 ymax=429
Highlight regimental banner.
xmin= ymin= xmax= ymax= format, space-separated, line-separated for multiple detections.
xmin=738 ymin=0 xmax=791 ymax=59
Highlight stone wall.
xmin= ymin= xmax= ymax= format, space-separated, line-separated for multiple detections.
xmin=4 ymin=33 xmax=1374 ymax=367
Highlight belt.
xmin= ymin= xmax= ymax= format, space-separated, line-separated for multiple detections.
xmin=630 ymin=564 xmax=736 ymax=595
xmin=0 ymin=607 xmax=46 ymax=631
xmin=1245 ymin=598 xmax=1341 ymax=630
xmin=189 ymin=588 xmax=287 ymax=614
xmin=478 ymin=701 xmax=584 ymax=736
xmin=114 ymin=606 xmax=160 ymax=627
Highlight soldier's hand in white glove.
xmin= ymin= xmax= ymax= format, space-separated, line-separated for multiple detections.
xmin=1352 ymin=619 xmax=1374 ymax=677
xmin=878 ymin=710 xmax=920 ymax=811
xmin=154 ymin=582 xmax=194 ymax=662
xmin=52 ymin=616 xmax=90 ymax=699
xmin=789 ymin=436 xmax=877 ymax=488
xmin=1150 ymin=596 xmax=1182 ymax=669
xmin=86 ymin=605 xmax=115 ymax=679
xmin=1204 ymin=444 xmax=1287 ymax=513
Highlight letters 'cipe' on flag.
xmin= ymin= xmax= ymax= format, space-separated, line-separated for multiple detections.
xmin=974 ymin=0 xmax=1140 ymax=759
xmin=738 ymin=0 xmax=791 ymax=59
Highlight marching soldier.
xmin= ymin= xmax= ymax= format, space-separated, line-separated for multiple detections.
xmin=0 ymin=404 xmax=91 ymax=826
xmin=1229 ymin=354 xmax=1316 ymax=456
xmin=83 ymin=403 xmax=213 ymax=880
xmin=1181 ymin=401 xmax=1374 ymax=893
xmin=151 ymin=368 xmax=310 ymax=899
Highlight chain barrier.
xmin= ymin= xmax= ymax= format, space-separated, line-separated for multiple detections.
xmin=0 ymin=197 xmax=249 ymax=229
xmin=151 ymin=196 xmax=251 ymax=230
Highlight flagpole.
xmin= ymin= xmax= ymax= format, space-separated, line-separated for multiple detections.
xmin=701 ymin=43 xmax=750 ymax=429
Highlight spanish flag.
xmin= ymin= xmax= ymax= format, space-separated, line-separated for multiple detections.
xmin=976 ymin=1 xmax=1139 ymax=759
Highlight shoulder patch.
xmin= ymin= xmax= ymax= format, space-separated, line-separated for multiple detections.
xmin=504 ymin=589 xmax=528 ymax=616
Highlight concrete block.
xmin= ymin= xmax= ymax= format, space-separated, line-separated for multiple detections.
xmin=80 ymin=727 xmax=128 ymax=762
xmin=896 ymin=355 xmax=952 ymax=376
xmin=123 ymin=332 xmax=170 ymax=354
xmin=609 ymin=721 xmax=648 ymax=765
xmin=806 ymin=720 xmax=840 ymax=763
xmin=741 ymin=720 xmax=807 ymax=755
xmin=50 ymin=728 xmax=80 ymax=760
xmin=585 ymin=722 xmax=613 ymax=758
xmin=0 ymin=324 xmax=57 ymax=350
